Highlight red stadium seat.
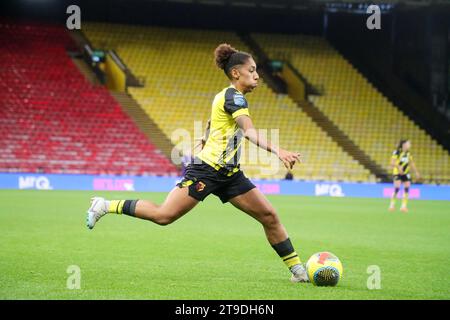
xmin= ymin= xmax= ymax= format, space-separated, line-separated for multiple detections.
xmin=0 ymin=21 xmax=179 ymax=176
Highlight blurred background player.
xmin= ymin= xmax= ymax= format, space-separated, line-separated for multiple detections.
xmin=87 ymin=43 xmax=309 ymax=283
xmin=389 ymin=139 xmax=421 ymax=212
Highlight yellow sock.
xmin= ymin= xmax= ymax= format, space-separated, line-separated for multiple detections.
xmin=108 ymin=200 xmax=125 ymax=214
xmin=272 ymin=238 xmax=303 ymax=273
xmin=390 ymin=198 xmax=396 ymax=207
xmin=282 ymin=252 xmax=302 ymax=269
xmin=402 ymin=192 xmax=409 ymax=208
xmin=391 ymin=187 xmax=399 ymax=207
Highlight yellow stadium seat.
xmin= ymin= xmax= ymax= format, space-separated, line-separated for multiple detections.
xmin=252 ymin=33 xmax=450 ymax=184
xmin=83 ymin=23 xmax=377 ymax=182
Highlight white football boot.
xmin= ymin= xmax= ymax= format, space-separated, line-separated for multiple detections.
xmin=86 ymin=197 xmax=108 ymax=229
xmin=290 ymin=264 xmax=310 ymax=283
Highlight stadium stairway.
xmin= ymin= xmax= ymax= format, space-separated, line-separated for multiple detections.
xmin=69 ymin=51 xmax=177 ymax=165
xmin=71 ymin=57 xmax=101 ymax=86
xmin=0 ymin=21 xmax=178 ymax=176
xmin=236 ymin=32 xmax=287 ymax=95
xmin=251 ymin=32 xmax=450 ymax=184
xmin=240 ymin=33 xmax=388 ymax=181
xmin=330 ymin=40 xmax=450 ymax=152
xmin=296 ymin=100 xmax=389 ymax=180
xmin=82 ymin=22 xmax=374 ymax=182
xmin=110 ymin=92 xmax=178 ymax=165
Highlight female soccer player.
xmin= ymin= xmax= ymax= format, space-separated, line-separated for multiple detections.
xmin=86 ymin=43 xmax=309 ymax=283
xmin=389 ymin=139 xmax=421 ymax=212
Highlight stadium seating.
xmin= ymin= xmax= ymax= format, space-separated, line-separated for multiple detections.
xmin=83 ymin=23 xmax=374 ymax=182
xmin=252 ymin=33 xmax=450 ymax=184
xmin=0 ymin=22 xmax=178 ymax=176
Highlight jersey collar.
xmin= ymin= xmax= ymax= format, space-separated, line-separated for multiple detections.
xmin=229 ymin=84 xmax=244 ymax=95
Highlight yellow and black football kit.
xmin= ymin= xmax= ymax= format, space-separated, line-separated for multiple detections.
xmin=391 ymin=150 xmax=413 ymax=182
xmin=177 ymin=85 xmax=255 ymax=202
xmin=106 ymin=84 xmax=304 ymax=275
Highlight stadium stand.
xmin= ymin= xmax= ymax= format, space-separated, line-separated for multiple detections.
xmin=252 ymin=33 xmax=450 ymax=184
xmin=82 ymin=22 xmax=374 ymax=182
xmin=0 ymin=21 xmax=178 ymax=176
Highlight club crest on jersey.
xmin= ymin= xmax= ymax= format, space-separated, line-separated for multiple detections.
xmin=196 ymin=181 xmax=206 ymax=192
xmin=233 ymin=93 xmax=246 ymax=107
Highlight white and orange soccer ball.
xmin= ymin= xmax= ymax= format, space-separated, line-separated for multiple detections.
xmin=306 ymin=252 xmax=343 ymax=286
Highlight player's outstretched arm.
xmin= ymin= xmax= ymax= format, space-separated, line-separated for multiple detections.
xmin=235 ymin=115 xmax=301 ymax=169
xmin=410 ymin=160 xmax=421 ymax=180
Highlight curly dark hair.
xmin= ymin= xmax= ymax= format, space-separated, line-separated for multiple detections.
xmin=214 ymin=43 xmax=252 ymax=77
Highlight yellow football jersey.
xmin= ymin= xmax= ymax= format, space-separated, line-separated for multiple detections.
xmin=197 ymin=85 xmax=250 ymax=175
xmin=391 ymin=150 xmax=413 ymax=175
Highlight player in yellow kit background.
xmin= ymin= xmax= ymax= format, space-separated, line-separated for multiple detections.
xmin=389 ymin=139 xmax=421 ymax=212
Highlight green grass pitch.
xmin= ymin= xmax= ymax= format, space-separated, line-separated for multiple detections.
xmin=0 ymin=189 xmax=449 ymax=300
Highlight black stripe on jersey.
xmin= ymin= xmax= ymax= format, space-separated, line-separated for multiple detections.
xmin=227 ymin=132 xmax=242 ymax=168
xmin=218 ymin=129 xmax=243 ymax=167
xmin=397 ymin=151 xmax=411 ymax=173
xmin=224 ymin=87 xmax=248 ymax=115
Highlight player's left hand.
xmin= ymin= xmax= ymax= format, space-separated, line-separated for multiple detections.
xmin=278 ymin=149 xmax=302 ymax=169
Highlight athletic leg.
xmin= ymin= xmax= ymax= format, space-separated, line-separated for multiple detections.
xmin=389 ymin=179 xmax=401 ymax=211
xmin=86 ymin=187 xmax=199 ymax=229
xmin=228 ymin=188 xmax=308 ymax=282
xmin=401 ymin=180 xmax=410 ymax=212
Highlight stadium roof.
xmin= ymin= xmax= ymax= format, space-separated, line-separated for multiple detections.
xmin=159 ymin=0 xmax=449 ymax=9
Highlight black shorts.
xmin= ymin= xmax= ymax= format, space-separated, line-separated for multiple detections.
xmin=176 ymin=162 xmax=256 ymax=203
xmin=393 ymin=174 xmax=411 ymax=182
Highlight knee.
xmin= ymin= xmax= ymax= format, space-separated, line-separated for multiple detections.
xmin=155 ymin=219 xmax=171 ymax=226
xmin=260 ymin=208 xmax=280 ymax=228
xmin=154 ymin=214 xmax=175 ymax=226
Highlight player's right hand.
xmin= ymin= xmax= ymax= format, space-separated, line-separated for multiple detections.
xmin=415 ymin=173 xmax=421 ymax=182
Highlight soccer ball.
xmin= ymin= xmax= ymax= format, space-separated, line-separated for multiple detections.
xmin=306 ymin=252 xmax=343 ymax=286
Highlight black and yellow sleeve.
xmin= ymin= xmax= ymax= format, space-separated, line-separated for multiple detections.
xmin=224 ymin=88 xmax=250 ymax=119
xmin=391 ymin=150 xmax=399 ymax=160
